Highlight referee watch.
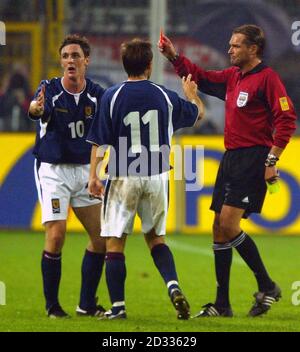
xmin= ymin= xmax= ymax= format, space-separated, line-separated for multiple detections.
xmin=168 ymin=53 xmax=179 ymax=63
xmin=265 ymin=153 xmax=279 ymax=167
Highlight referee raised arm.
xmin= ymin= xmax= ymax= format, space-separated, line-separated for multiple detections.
xmin=159 ymin=24 xmax=297 ymax=317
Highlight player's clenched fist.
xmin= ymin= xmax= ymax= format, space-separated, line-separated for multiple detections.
xmin=88 ymin=177 xmax=105 ymax=199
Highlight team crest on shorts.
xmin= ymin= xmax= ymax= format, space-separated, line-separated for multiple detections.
xmin=51 ymin=199 xmax=60 ymax=214
xmin=237 ymin=91 xmax=248 ymax=107
xmin=85 ymin=106 xmax=93 ymax=119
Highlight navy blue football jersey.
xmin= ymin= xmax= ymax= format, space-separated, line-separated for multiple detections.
xmin=87 ymin=80 xmax=198 ymax=176
xmin=29 ymin=78 xmax=105 ymax=164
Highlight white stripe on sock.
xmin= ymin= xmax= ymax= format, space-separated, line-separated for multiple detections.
xmin=231 ymin=232 xmax=246 ymax=248
xmin=167 ymin=280 xmax=178 ymax=289
xmin=44 ymin=254 xmax=61 ymax=260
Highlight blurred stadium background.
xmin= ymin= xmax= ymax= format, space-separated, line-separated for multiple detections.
xmin=0 ymin=0 xmax=300 ymax=235
xmin=1 ymin=0 xmax=300 ymax=333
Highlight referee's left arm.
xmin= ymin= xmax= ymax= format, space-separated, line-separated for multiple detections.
xmin=263 ymin=70 xmax=297 ymax=182
xmin=264 ymin=70 xmax=297 ymax=151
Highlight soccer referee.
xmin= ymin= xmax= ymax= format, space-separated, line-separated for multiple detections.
xmin=159 ymin=24 xmax=297 ymax=317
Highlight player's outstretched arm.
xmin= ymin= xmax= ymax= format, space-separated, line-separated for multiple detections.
xmin=28 ymin=84 xmax=45 ymax=117
xmin=182 ymin=74 xmax=205 ymax=121
xmin=158 ymin=32 xmax=178 ymax=61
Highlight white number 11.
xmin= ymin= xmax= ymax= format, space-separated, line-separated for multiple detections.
xmin=124 ymin=110 xmax=159 ymax=153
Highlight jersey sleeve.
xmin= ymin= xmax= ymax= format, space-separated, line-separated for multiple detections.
xmin=96 ymin=86 xmax=106 ymax=112
xmin=93 ymin=83 xmax=106 ymax=114
xmin=173 ymin=54 xmax=234 ymax=100
xmin=168 ymin=90 xmax=199 ymax=131
xmin=28 ymin=80 xmax=53 ymax=121
xmin=264 ymin=70 xmax=297 ymax=148
xmin=86 ymin=91 xmax=113 ymax=147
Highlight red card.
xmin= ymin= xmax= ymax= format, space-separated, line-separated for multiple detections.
xmin=160 ymin=28 xmax=164 ymax=44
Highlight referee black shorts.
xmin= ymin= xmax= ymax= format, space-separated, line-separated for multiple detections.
xmin=210 ymin=146 xmax=270 ymax=219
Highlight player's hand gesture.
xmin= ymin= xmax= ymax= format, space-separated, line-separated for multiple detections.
xmin=182 ymin=74 xmax=205 ymax=121
xmin=158 ymin=31 xmax=178 ymax=61
xmin=88 ymin=177 xmax=105 ymax=199
xmin=29 ymin=84 xmax=45 ymax=116
xmin=182 ymin=74 xmax=198 ymax=100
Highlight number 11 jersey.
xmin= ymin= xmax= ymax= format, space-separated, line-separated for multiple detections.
xmin=87 ymin=80 xmax=198 ymax=176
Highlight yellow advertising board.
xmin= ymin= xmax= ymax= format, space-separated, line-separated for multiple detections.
xmin=0 ymin=134 xmax=299 ymax=235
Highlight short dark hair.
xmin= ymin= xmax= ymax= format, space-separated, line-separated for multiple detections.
xmin=232 ymin=24 xmax=265 ymax=58
xmin=121 ymin=38 xmax=153 ymax=76
xmin=59 ymin=34 xmax=91 ymax=57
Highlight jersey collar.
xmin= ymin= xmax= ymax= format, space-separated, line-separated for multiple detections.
xmin=238 ymin=62 xmax=268 ymax=78
xmin=60 ymin=77 xmax=87 ymax=95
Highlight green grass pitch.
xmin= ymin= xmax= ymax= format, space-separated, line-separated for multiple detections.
xmin=0 ymin=231 xmax=299 ymax=332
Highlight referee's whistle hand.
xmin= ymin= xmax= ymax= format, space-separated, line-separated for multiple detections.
xmin=265 ymin=166 xmax=279 ymax=183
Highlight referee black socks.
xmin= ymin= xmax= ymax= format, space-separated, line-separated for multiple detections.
xmin=212 ymin=230 xmax=274 ymax=308
xmin=234 ymin=231 xmax=274 ymax=292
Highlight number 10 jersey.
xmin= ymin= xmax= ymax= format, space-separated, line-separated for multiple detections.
xmin=29 ymin=77 xmax=105 ymax=164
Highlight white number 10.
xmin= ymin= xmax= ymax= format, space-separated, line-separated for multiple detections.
xmin=124 ymin=110 xmax=159 ymax=153
xmin=68 ymin=121 xmax=84 ymax=138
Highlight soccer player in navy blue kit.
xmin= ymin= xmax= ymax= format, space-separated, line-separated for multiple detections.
xmin=87 ymin=38 xmax=204 ymax=320
xmin=28 ymin=35 xmax=106 ymax=318
xmin=159 ymin=25 xmax=297 ymax=317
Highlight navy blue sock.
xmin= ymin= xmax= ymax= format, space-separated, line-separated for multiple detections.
xmin=41 ymin=251 xmax=61 ymax=310
xmin=234 ymin=231 xmax=274 ymax=292
xmin=79 ymin=250 xmax=105 ymax=310
xmin=151 ymin=244 xmax=179 ymax=295
xmin=105 ymin=252 xmax=126 ymax=310
xmin=213 ymin=243 xmax=232 ymax=308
